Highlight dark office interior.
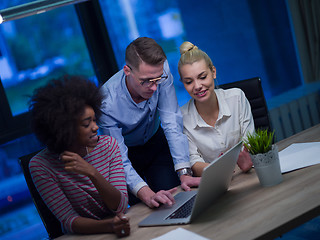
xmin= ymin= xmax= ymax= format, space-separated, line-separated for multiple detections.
xmin=0 ymin=0 xmax=319 ymax=239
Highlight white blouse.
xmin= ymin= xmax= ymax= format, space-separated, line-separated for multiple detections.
xmin=181 ymin=88 xmax=255 ymax=166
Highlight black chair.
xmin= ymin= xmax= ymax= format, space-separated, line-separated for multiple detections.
xmin=219 ymin=77 xmax=272 ymax=131
xmin=19 ymin=151 xmax=63 ymax=239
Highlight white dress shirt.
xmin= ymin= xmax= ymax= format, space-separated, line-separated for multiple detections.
xmin=180 ymin=88 xmax=255 ymax=166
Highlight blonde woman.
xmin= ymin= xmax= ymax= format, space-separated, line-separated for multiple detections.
xmin=178 ymin=41 xmax=254 ymax=177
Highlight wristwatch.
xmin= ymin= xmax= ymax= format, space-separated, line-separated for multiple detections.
xmin=177 ymin=168 xmax=193 ymax=177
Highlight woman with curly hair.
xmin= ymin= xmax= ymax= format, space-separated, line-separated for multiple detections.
xmin=29 ymin=75 xmax=130 ymax=237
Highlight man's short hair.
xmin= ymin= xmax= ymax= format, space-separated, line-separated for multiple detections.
xmin=125 ymin=37 xmax=167 ymax=70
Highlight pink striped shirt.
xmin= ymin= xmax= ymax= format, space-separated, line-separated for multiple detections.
xmin=30 ymin=135 xmax=128 ymax=233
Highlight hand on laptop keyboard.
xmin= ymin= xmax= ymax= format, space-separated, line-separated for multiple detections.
xmin=138 ymin=186 xmax=177 ymax=208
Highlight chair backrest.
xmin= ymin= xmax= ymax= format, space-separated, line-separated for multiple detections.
xmin=19 ymin=151 xmax=63 ymax=239
xmin=219 ymin=77 xmax=272 ymax=131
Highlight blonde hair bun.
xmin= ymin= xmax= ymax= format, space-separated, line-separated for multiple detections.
xmin=180 ymin=41 xmax=198 ymax=55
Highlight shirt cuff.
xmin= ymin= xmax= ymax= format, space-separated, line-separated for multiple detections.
xmin=131 ymin=182 xmax=148 ymax=197
xmin=174 ymin=162 xmax=191 ymax=171
xmin=190 ymin=156 xmax=206 ymax=167
xmin=115 ymin=192 xmax=129 ymax=214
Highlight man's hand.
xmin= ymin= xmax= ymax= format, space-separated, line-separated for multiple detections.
xmin=237 ymin=147 xmax=253 ymax=172
xmin=137 ymin=186 xmax=177 ymax=208
xmin=180 ymin=175 xmax=201 ymax=191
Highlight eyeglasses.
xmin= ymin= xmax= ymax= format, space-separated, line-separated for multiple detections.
xmin=127 ymin=65 xmax=168 ymax=88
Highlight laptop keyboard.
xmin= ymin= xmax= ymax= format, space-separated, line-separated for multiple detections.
xmin=166 ymin=195 xmax=196 ymax=219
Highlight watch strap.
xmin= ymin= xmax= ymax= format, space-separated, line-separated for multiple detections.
xmin=177 ymin=168 xmax=193 ymax=177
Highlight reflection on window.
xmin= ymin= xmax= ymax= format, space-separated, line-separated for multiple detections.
xmin=99 ymin=0 xmax=191 ymax=106
xmin=0 ymin=134 xmax=45 ymax=239
xmin=0 ymin=0 xmax=30 ymax=9
xmin=0 ymin=3 xmax=95 ymax=116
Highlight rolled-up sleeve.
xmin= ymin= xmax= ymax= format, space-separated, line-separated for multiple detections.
xmin=239 ymin=90 xmax=255 ymax=139
xmin=99 ymin=125 xmax=147 ymax=196
xmin=158 ymin=61 xmax=191 ymax=170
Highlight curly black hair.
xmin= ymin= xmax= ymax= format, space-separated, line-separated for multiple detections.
xmin=29 ymin=75 xmax=103 ymax=154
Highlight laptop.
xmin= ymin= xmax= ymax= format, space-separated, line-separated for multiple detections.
xmin=138 ymin=141 xmax=242 ymax=227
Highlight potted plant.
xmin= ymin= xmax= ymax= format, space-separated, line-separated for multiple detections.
xmin=243 ymin=129 xmax=283 ymax=187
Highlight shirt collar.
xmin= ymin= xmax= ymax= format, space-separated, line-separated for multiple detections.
xmin=189 ymin=89 xmax=232 ymax=129
xmin=121 ymin=70 xmax=132 ymax=100
xmin=188 ymin=99 xmax=208 ymax=128
xmin=120 ymin=70 xmax=148 ymax=108
xmin=216 ymin=89 xmax=232 ymax=118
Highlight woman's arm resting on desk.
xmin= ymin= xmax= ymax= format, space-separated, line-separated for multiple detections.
xmin=180 ymin=175 xmax=201 ymax=191
xmin=191 ymin=162 xmax=210 ymax=177
xmin=72 ymin=214 xmax=130 ymax=237
xmin=237 ymin=148 xmax=253 ymax=173
xmin=191 ymin=151 xmax=253 ymax=175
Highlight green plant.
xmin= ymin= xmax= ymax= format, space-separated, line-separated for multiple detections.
xmin=243 ymin=129 xmax=275 ymax=155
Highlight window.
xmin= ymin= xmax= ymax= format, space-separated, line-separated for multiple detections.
xmin=0 ymin=0 xmax=313 ymax=238
xmin=99 ymin=0 xmax=191 ymax=106
xmin=0 ymin=1 xmax=96 ymax=238
xmin=99 ymin=0 xmax=303 ymax=103
xmin=0 ymin=3 xmax=95 ymax=116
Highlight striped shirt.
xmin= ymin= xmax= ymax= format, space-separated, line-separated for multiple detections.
xmin=29 ymin=135 xmax=128 ymax=233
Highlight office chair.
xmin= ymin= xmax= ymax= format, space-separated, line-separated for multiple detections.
xmin=19 ymin=151 xmax=64 ymax=239
xmin=219 ymin=77 xmax=272 ymax=131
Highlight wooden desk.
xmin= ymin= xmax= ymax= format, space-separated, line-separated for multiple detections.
xmin=57 ymin=124 xmax=320 ymax=240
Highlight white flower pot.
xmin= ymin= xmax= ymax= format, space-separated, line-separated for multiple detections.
xmin=250 ymin=145 xmax=283 ymax=187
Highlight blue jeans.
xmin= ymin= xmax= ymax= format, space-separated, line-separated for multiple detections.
xmin=127 ymin=127 xmax=180 ymax=206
